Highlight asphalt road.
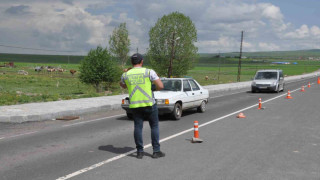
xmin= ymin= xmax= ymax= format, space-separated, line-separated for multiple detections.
xmin=1 ymin=77 xmax=319 ymax=180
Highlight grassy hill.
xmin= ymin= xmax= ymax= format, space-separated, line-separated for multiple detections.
xmin=204 ymin=49 xmax=320 ymax=59
xmin=0 ymin=53 xmax=84 ymax=64
xmin=1 ymin=49 xmax=319 ymax=65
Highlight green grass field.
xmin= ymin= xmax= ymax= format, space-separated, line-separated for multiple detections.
xmin=0 ymin=62 xmax=122 ymax=105
xmin=187 ymin=57 xmax=320 ymax=85
xmin=1 ymin=52 xmax=320 ymax=106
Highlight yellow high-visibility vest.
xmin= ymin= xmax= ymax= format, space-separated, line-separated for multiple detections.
xmin=123 ymin=68 xmax=153 ymax=108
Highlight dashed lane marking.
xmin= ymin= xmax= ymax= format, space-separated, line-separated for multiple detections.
xmin=4 ymin=131 xmax=38 ymax=140
xmin=56 ymin=86 xmax=302 ymax=180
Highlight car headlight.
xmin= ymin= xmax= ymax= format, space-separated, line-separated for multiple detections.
xmin=251 ymin=82 xmax=256 ymax=86
xmin=272 ymin=81 xmax=277 ymax=86
xmin=157 ymin=99 xmax=169 ymax=105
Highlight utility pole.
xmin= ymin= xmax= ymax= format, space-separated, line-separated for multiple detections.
xmin=218 ymin=50 xmax=221 ymax=81
xmin=237 ymin=31 xmax=244 ymax=82
xmin=168 ymin=32 xmax=176 ymax=78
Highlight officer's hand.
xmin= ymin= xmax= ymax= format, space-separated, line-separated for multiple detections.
xmin=151 ymin=84 xmax=156 ymax=91
xmin=120 ymin=82 xmax=127 ymax=89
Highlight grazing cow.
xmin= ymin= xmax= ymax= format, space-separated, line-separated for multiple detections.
xmin=47 ymin=68 xmax=55 ymax=73
xmin=70 ymin=69 xmax=77 ymax=75
xmin=35 ymin=66 xmax=43 ymax=72
xmin=205 ymin=76 xmax=209 ymax=80
xmin=57 ymin=68 xmax=65 ymax=73
xmin=18 ymin=70 xmax=28 ymax=75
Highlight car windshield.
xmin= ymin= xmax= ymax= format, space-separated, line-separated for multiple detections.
xmin=161 ymin=80 xmax=182 ymax=91
xmin=255 ymin=72 xmax=278 ymax=80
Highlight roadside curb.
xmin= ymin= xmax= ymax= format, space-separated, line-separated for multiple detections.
xmin=0 ymin=71 xmax=319 ymax=123
xmin=0 ymin=95 xmax=125 ymax=123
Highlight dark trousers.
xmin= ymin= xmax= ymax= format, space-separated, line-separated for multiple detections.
xmin=131 ymin=104 xmax=160 ymax=152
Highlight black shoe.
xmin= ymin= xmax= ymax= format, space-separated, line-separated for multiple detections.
xmin=136 ymin=152 xmax=144 ymax=159
xmin=152 ymin=151 xmax=165 ymax=159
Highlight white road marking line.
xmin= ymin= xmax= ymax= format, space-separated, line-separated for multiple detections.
xmin=6 ymin=131 xmax=38 ymax=139
xmin=56 ymin=86 xmax=302 ymax=180
xmin=0 ymin=137 xmax=4 ymax=140
xmin=56 ymin=149 xmax=136 ymax=180
xmin=63 ymin=114 xmax=125 ymax=127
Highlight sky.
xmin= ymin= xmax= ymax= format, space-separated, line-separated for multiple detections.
xmin=0 ymin=0 xmax=319 ymax=55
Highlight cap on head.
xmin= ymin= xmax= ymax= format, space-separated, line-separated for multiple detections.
xmin=131 ymin=53 xmax=143 ymax=65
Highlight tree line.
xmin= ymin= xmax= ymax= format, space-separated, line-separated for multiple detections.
xmin=79 ymin=12 xmax=198 ymax=92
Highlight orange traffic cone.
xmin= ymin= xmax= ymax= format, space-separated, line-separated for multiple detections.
xmin=286 ymin=90 xmax=293 ymax=99
xmin=318 ymin=77 xmax=320 ymax=84
xmin=237 ymin=112 xmax=246 ymax=118
xmin=192 ymin=121 xmax=203 ymax=143
xmin=308 ymin=82 xmax=311 ymax=88
xmin=300 ymin=86 xmax=305 ymax=92
xmin=258 ymin=98 xmax=262 ymax=110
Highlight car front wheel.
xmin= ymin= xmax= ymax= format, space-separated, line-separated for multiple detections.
xmin=172 ymin=103 xmax=182 ymax=120
xmin=276 ymin=85 xmax=280 ymax=93
xmin=197 ymin=100 xmax=206 ymax=113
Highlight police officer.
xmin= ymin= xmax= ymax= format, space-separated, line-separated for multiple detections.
xmin=120 ymin=53 xmax=165 ymax=159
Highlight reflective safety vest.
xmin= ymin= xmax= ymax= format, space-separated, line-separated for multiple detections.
xmin=123 ymin=68 xmax=154 ymax=108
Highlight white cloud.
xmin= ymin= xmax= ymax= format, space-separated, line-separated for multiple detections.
xmin=261 ymin=4 xmax=283 ymax=20
xmin=243 ymin=41 xmax=254 ymax=50
xmin=311 ymin=26 xmax=320 ymax=36
xmin=196 ymin=36 xmax=241 ymax=53
xmin=0 ymin=1 xmax=114 ymax=54
xmin=284 ymin=24 xmax=320 ymax=39
xmin=0 ymin=0 xmax=319 ymax=54
xmin=258 ymin=42 xmax=280 ymax=51
xmin=285 ymin=24 xmax=309 ymax=39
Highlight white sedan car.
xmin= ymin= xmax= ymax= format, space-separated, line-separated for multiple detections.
xmin=121 ymin=78 xmax=209 ymax=120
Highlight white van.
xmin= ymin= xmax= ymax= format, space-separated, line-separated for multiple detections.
xmin=251 ymin=69 xmax=284 ymax=93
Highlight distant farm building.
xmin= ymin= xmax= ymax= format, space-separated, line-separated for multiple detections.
xmin=0 ymin=62 xmax=14 ymax=67
xmin=271 ymin=62 xmax=290 ymax=65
